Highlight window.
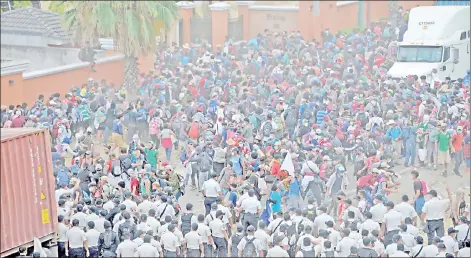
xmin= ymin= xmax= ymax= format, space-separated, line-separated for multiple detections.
xmin=397 ymin=46 xmax=443 ymax=63
xmin=443 ymin=47 xmax=450 ymax=62
xmin=460 ymin=32 xmax=466 ymax=40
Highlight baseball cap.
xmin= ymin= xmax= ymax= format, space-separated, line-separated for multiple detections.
xmin=247 ymin=225 xmax=255 ymax=232
xmin=448 ymin=227 xmax=458 ymax=234
xmin=437 ymin=242 xmax=446 ymax=249
xmin=392 ymin=234 xmax=402 ymax=242
xmin=433 ymin=236 xmax=443 ymax=243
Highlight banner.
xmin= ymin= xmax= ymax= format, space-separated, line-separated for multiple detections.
xmin=280 ymin=152 xmax=295 ymax=177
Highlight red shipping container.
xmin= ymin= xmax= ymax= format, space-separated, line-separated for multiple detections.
xmin=1 ymin=128 xmax=58 ymax=256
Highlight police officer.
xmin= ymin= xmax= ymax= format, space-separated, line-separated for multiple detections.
xmin=57 ymin=215 xmax=69 ymax=258
xmin=135 ymin=234 xmax=161 ymax=257
xmin=98 ymin=221 xmax=119 ymax=257
xmin=118 ymin=211 xmax=137 ymax=241
xmin=116 ymin=232 xmax=138 ymax=257
xmin=240 ymin=189 xmax=262 ymax=232
xmin=202 ymin=173 xmax=223 ymax=215
xmin=238 ymin=225 xmax=263 ymax=257
xmin=184 ymin=223 xmax=204 ymax=257
xmin=180 ymin=203 xmax=197 ymax=236
xmin=197 ymin=214 xmax=215 ymax=257
xmin=380 ymin=201 xmax=403 ymax=247
xmin=421 ymin=188 xmax=451 ymax=244
xmin=156 ymin=195 xmax=176 ymax=222
xmin=71 ymin=204 xmax=88 ymax=230
xmin=210 ymin=210 xmax=229 ymax=257
xmin=229 ymin=224 xmax=245 ymax=257
xmin=93 ymin=210 xmax=107 ymax=233
xmin=66 ymin=219 xmax=88 ymax=258
xmin=85 ymin=221 xmax=101 ymax=258
xmin=162 ymin=224 xmax=181 ymax=257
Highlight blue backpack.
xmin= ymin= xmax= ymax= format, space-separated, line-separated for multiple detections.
xmin=57 ymin=168 xmax=69 ymax=186
xmin=180 ymin=149 xmax=187 ymax=163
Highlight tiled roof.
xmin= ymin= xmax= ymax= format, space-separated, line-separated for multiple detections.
xmin=0 ymin=7 xmax=71 ymax=41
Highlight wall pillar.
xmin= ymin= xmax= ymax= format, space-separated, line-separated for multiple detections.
xmin=210 ymin=2 xmax=230 ymax=50
xmin=176 ymin=1 xmax=196 ymax=45
xmin=236 ymin=1 xmax=255 ymax=41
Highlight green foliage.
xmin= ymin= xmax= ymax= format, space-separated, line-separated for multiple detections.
xmin=13 ymin=0 xmax=32 ymax=9
xmin=47 ymin=1 xmax=68 ymax=14
xmin=62 ymin=1 xmax=178 ymax=57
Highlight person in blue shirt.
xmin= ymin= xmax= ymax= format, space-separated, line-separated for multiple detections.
xmin=279 ymin=171 xmax=303 ymax=210
xmin=227 ymin=183 xmax=238 ymax=209
xmin=385 ymin=120 xmax=403 ymax=162
xmin=111 ymin=115 xmax=125 ymax=154
xmin=269 ymin=184 xmax=282 ymax=213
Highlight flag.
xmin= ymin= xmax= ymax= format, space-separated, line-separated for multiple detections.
xmin=280 ymin=152 xmax=295 ymax=177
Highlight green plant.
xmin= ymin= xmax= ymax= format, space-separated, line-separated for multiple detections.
xmin=13 ymin=0 xmax=32 ymax=9
xmin=63 ymin=1 xmax=178 ymax=89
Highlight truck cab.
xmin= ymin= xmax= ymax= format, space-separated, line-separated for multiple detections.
xmin=387 ymin=6 xmax=470 ymax=82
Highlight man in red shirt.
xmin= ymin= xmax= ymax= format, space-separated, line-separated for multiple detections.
xmin=11 ymin=110 xmax=25 ymax=128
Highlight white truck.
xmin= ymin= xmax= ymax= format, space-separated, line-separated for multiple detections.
xmin=387 ymin=6 xmax=470 ymax=81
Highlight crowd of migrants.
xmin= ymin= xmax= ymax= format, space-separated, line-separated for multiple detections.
xmin=2 ymin=19 xmax=471 ymax=258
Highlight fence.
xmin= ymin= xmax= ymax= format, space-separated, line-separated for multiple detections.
xmin=190 ymin=16 xmax=212 ymax=45
xmin=227 ymin=15 xmax=243 ymax=42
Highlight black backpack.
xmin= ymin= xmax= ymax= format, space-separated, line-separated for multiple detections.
xmin=243 ymin=237 xmax=257 ymax=257
xmin=231 ymin=234 xmax=243 ymax=255
xmin=286 ymin=223 xmax=297 ymax=240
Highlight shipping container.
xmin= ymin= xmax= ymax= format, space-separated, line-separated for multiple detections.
xmin=1 ymin=128 xmax=57 ymax=256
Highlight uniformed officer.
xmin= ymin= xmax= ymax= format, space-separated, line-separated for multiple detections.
xmin=380 ymin=201 xmax=404 ymax=246
xmin=184 ymin=223 xmax=204 ymax=257
xmin=255 ymin=221 xmax=271 ymax=257
xmin=146 ymin=209 xmax=161 ymax=239
xmin=202 ymin=173 xmax=223 ymax=215
xmin=98 ymin=221 xmax=119 ymax=257
xmin=118 ymin=211 xmax=137 ymax=241
xmin=161 ymin=224 xmax=181 ymax=257
xmin=210 ymin=210 xmax=229 ymax=257
xmin=229 ymin=224 xmax=245 ymax=257
xmin=85 ymin=221 xmax=101 ymax=258
xmin=93 ymin=210 xmax=107 ymax=233
xmin=180 ymin=203 xmax=198 ymax=236
xmin=135 ymin=234 xmax=161 ymax=257
xmin=71 ymin=204 xmax=88 ymax=230
xmin=421 ymin=188 xmax=451 ymax=244
xmin=66 ymin=219 xmax=88 ymax=258
xmin=57 ymin=215 xmax=69 ymax=258
xmin=238 ymin=225 xmax=264 ymax=257
xmin=240 ymin=189 xmax=262 ymax=232
xmin=266 ymin=235 xmax=290 ymax=257
xmin=156 ymin=195 xmax=176 ymax=222
xmin=197 ymin=214 xmax=215 ymax=257
xmin=116 ymin=232 xmax=138 ymax=257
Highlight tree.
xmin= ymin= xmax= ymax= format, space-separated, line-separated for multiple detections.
xmin=62 ymin=1 xmax=178 ymax=90
xmin=13 ymin=0 xmax=32 ymax=9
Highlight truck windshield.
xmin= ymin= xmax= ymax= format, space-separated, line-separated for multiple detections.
xmin=396 ymin=46 xmax=443 ymax=63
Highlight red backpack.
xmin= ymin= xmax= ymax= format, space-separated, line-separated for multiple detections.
xmin=420 ymin=180 xmax=428 ymax=196
xmin=188 ymin=122 xmax=199 ymax=139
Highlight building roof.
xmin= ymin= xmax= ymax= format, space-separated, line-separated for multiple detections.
xmin=0 ymin=7 xmax=70 ymax=41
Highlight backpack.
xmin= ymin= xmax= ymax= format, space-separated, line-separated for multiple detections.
xmin=102 ymin=230 xmax=114 ymax=250
xmin=188 ymin=122 xmax=199 ymax=139
xmin=231 ymin=234 xmax=243 ymax=255
xmin=242 ymin=237 xmax=257 ymax=257
xmin=57 ymin=168 xmax=69 ymax=186
xmin=420 ymin=180 xmax=428 ymax=196
xmin=357 ymin=112 xmax=368 ymax=127
xmin=120 ymin=157 xmax=132 ymax=171
xmin=111 ymin=159 xmax=122 ymax=176
xmin=199 ymin=154 xmax=212 ymax=172
xmin=262 ymin=121 xmax=273 ymax=137
xmin=286 ymin=223 xmax=297 ymax=239
xmin=273 ymin=116 xmax=283 ymax=132
xmin=180 ymin=149 xmax=188 ymax=163
xmin=285 ymin=109 xmax=298 ymax=127
xmin=301 ymin=247 xmax=316 ymax=258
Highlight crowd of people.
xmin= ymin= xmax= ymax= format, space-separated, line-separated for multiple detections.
xmin=2 ymin=8 xmax=471 ymax=258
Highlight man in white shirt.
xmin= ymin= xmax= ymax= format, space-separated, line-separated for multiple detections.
xmin=358 ymin=211 xmax=381 ymax=237
xmin=398 ymin=224 xmax=415 ymax=253
xmin=422 ymin=236 xmax=441 ymax=257
xmin=116 ymin=232 xmax=138 ymax=257
xmin=441 ymin=227 xmax=459 ymax=255
xmin=342 ymin=199 xmax=365 ymax=222
xmin=390 ymin=243 xmax=409 ymax=257
xmin=313 ymin=206 xmax=334 ymax=236
xmin=122 ymin=191 xmax=137 ymax=213
xmin=202 ymin=173 xmax=223 ymax=216
xmin=325 ymin=221 xmax=342 ymax=249
xmin=240 ymin=189 xmax=262 ymax=231
xmin=404 ymin=217 xmax=420 ymax=237
xmin=336 ymin=228 xmax=358 ymax=257
xmin=237 ymin=225 xmax=263 ymax=257
xmin=410 ymin=236 xmax=426 ymax=258
xmin=380 ymin=201 xmax=404 ymax=246
xmin=266 ymin=235 xmax=290 ymax=257
xmin=267 ymin=212 xmax=284 ymax=235
xmin=184 ymin=223 xmax=204 ymax=257
xmin=255 ymin=221 xmax=270 ymax=256
xmin=134 ymin=235 xmax=161 ymax=257
xmin=395 ymin=195 xmax=418 ymax=222
xmin=161 ymin=224 xmax=181 ymax=257
xmin=146 ymin=209 xmax=160 ymax=238
xmin=455 ymin=216 xmax=470 ymax=245
xmin=369 ymin=195 xmax=388 ymax=224
xmin=137 ymin=193 xmax=153 ymax=214
xmin=155 ymin=196 xmax=175 ymax=222
xmin=421 ymin=189 xmax=451 ymax=244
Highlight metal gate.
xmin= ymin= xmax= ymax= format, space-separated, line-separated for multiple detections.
xmin=228 ymin=16 xmax=243 ymax=41
xmin=178 ymin=19 xmax=184 ymax=46
xmin=190 ymin=16 xmax=212 ymax=44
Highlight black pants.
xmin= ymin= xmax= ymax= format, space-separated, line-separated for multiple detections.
xmin=57 ymin=242 xmax=66 ymax=258
xmin=69 ymin=247 xmax=84 ymax=258
xmin=89 ymin=247 xmax=99 ymax=258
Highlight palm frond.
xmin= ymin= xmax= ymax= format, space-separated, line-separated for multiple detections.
xmin=92 ymin=2 xmax=116 ymax=37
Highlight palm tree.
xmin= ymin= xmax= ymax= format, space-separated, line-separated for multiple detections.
xmin=62 ymin=1 xmax=178 ymax=90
